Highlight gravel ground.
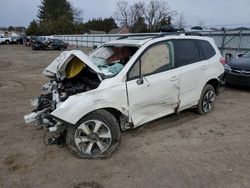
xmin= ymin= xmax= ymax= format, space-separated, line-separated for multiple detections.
xmin=0 ymin=45 xmax=250 ymax=188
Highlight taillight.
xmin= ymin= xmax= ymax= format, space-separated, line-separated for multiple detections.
xmin=220 ymin=57 xmax=226 ymax=65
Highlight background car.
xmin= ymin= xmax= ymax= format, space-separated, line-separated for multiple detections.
xmin=11 ymin=36 xmax=24 ymax=44
xmin=0 ymin=34 xmax=11 ymax=44
xmin=185 ymin=26 xmax=213 ymax=32
xmin=224 ymin=51 xmax=250 ymax=87
xmin=32 ymin=38 xmax=68 ymax=50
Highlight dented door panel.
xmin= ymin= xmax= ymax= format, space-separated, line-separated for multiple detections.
xmin=127 ymin=70 xmax=179 ymax=127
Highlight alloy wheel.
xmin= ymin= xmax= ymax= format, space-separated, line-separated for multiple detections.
xmin=74 ymin=120 xmax=112 ymax=155
xmin=202 ymin=90 xmax=215 ymax=113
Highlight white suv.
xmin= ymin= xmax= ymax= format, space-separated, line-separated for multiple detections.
xmin=24 ymin=34 xmax=224 ymax=158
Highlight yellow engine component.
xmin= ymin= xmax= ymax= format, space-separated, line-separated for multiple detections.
xmin=65 ymin=57 xmax=85 ymax=78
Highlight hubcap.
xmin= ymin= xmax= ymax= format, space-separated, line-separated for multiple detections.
xmin=202 ymin=90 xmax=215 ymax=113
xmin=74 ymin=120 xmax=112 ymax=155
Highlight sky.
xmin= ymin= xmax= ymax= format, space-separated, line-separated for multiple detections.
xmin=0 ymin=0 xmax=250 ymax=28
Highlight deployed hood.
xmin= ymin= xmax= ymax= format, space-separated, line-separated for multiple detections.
xmin=228 ymin=58 xmax=250 ymax=70
xmin=43 ymin=50 xmax=103 ymax=79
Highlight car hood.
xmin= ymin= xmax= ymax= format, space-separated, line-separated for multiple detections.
xmin=228 ymin=58 xmax=250 ymax=70
xmin=43 ymin=50 xmax=103 ymax=79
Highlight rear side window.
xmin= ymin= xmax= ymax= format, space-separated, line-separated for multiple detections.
xmin=174 ymin=39 xmax=201 ymax=67
xmin=196 ymin=40 xmax=216 ymax=60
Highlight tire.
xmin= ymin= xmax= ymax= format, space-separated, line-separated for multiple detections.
xmin=5 ymin=40 xmax=10 ymax=45
xmin=196 ymin=84 xmax=216 ymax=115
xmin=66 ymin=109 xmax=121 ymax=159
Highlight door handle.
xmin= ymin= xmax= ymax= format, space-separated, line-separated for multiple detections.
xmin=170 ymin=76 xmax=178 ymax=81
xmin=201 ymin=65 xmax=207 ymax=70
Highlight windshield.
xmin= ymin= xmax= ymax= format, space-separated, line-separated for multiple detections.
xmin=89 ymin=45 xmax=138 ymax=76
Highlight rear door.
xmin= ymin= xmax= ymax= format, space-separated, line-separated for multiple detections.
xmin=173 ymin=39 xmax=208 ymax=110
xmin=126 ymin=41 xmax=180 ymax=127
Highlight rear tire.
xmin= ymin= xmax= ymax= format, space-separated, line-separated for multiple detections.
xmin=196 ymin=84 xmax=215 ymax=115
xmin=66 ymin=109 xmax=121 ymax=159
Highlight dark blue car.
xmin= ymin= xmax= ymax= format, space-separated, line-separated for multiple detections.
xmin=224 ymin=51 xmax=250 ymax=87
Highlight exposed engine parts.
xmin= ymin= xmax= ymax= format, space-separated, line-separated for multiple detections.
xmin=24 ymin=60 xmax=101 ymax=146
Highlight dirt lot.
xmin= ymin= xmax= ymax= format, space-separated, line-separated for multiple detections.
xmin=0 ymin=45 xmax=250 ymax=188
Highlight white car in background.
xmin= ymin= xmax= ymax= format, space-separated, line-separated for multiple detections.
xmin=185 ymin=26 xmax=212 ymax=32
xmin=24 ymin=34 xmax=224 ymax=158
xmin=0 ymin=34 xmax=11 ymax=44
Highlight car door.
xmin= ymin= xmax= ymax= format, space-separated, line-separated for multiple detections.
xmin=173 ymin=39 xmax=207 ymax=111
xmin=126 ymin=41 xmax=180 ymax=127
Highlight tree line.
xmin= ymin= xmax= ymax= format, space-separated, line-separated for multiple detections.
xmin=26 ymin=0 xmax=176 ymax=36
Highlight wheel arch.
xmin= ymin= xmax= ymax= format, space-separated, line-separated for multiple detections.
xmin=75 ymin=108 xmax=131 ymax=131
xmin=205 ymin=78 xmax=220 ymax=95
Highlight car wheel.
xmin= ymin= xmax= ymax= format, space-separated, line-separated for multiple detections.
xmin=66 ymin=109 xmax=121 ymax=159
xmin=196 ymin=84 xmax=215 ymax=115
xmin=5 ymin=40 xmax=10 ymax=45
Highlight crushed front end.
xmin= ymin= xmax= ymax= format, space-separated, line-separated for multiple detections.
xmin=24 ymin=50 xmax=102 ymax=145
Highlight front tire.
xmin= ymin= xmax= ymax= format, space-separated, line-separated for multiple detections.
xmin=66 ymin=110 xmax=121 ymax=159
xmin=196 ymin=84 xmax=215 ymax=115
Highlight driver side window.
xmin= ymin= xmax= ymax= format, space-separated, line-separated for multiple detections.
xmin=128 ymin=41 xmax=174 ymax=80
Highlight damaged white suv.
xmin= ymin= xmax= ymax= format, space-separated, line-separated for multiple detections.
xmin=24 ymin=34 xmax=224 ymax=158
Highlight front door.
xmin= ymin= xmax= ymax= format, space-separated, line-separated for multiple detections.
xmin=126 ymin=41 xmax=180 ymax=127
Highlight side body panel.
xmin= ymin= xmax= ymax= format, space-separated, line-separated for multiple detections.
xmin=178 ymin=60 xmax=209 ymax=110
xmin=51 ymin=81 xmax=128 ymax=125
xmin=126 ymin=70 xmax=179 ymax=127
xmin=178 ymin=39 xmax=224 ymax=111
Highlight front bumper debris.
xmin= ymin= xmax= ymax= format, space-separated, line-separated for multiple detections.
xmin=24 ymin=108 xmax=49 ymax=124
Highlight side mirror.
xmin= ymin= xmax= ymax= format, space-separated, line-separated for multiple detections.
xmin=136 ymin=75 xmax=144 ymax=85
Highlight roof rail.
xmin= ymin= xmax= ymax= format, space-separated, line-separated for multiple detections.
xmin=152 ymin=31 xmax=203 ymax=38
xmin=116 ymin=32 xmax=203 ymax=40
xmin=116 ymin=33 xmax=159 ymax=40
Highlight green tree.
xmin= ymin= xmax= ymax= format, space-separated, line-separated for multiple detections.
xmin=83 ymin=17 xmax=118 ymax=33
xmin=8 ymin=26 xmax=14 ymax=31
xmin=102 ymin=17 xmax=118 ymax=33
xmin=37 ymin=0 xmax=75 ymax=35
xmin=26 ymin=20 xmax=40 ymax=35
